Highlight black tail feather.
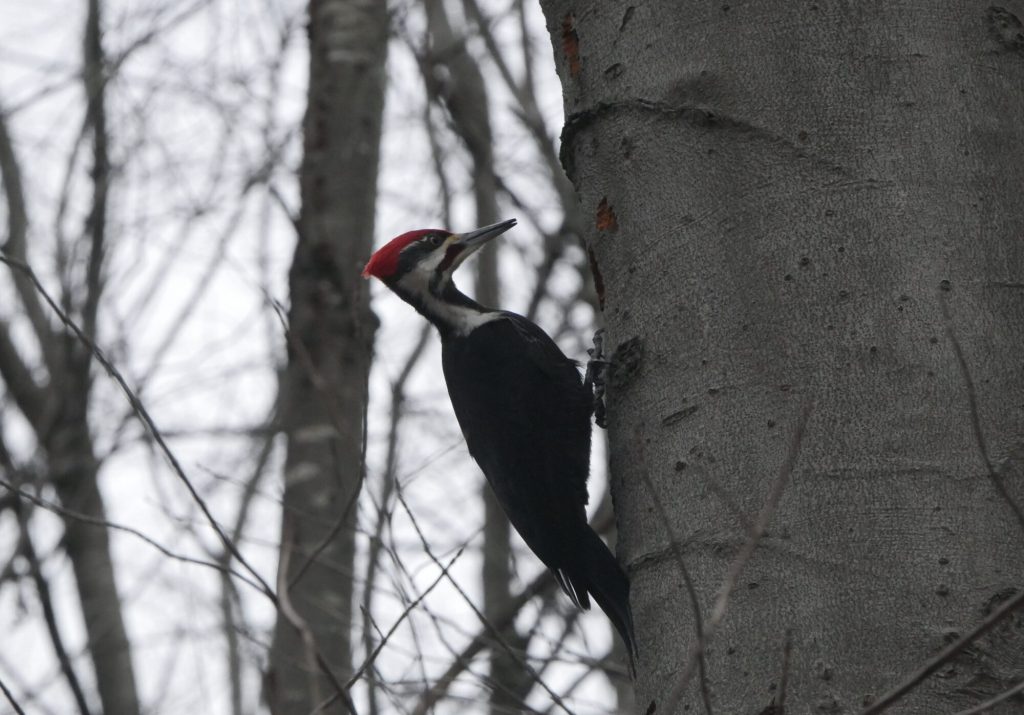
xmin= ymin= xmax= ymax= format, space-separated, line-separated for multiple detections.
xmin=564 ymin=527 xmax=637 ymax=665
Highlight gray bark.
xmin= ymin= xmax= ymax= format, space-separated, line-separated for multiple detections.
xmin=265 ymin=0 xmax=386 ymax=712
xmin=538 ymin=2 xmax=1024 ymax=713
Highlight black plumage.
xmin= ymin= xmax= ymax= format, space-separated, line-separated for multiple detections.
xmin=442 ymin=315 xmax=636 ymax=657
xmin=363 ymin=218 xmax=636 ymax=660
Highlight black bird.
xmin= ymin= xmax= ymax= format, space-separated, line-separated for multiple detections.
xmin=363 ymin=218 xmax=636 ymax=659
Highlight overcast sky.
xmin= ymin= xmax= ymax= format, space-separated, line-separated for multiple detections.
xmin=0 ymin=1 xmax=622 ymax=713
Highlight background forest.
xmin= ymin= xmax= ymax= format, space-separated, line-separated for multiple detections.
xmin=3 ymin=1 xmax=1023 ymax=715
xmin=0 ymin=1 xmax=613 ymax=713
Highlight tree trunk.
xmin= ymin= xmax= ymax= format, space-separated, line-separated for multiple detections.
xmin=50 ymin=421 xmax=139 ymax=715
xmin=266 ymin=0 xmax=386 ymax=712
xmin=39 ymin=1 xmax=141 ymax=711
xmin=538 ymin=3 xmax=1024 ymax=713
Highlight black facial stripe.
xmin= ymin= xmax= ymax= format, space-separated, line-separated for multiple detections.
xmin=437 ymin=244 xmax=463 ymax=274
xmin=394 ymin=240 xmax=434 ymax=278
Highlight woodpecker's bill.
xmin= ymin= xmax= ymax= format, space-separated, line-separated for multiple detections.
xmin=364 ymin=218 xmax=636 ymax=660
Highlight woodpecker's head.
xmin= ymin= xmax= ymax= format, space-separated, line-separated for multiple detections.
xmin=363 ymin=218 xmax=516 ymax=297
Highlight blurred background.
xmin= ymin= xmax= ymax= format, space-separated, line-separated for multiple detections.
xmin=0 ymin=1 xmax=621 ymax=713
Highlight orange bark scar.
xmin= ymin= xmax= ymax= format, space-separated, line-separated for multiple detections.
xmin=561 ymin=14 xmax=581 ymax=78
xmin=596 ymin=197 xmax=618 ymax=232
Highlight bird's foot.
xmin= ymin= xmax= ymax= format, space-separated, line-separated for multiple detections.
xmin=585 ymin=328 xmax=610 ymax=429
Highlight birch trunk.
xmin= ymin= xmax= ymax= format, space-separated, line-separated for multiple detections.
xmin=266 ymin=1 xmax=386 ymax=712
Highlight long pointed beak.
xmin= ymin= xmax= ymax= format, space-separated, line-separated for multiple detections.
xmin=451 ymin=218 xmax=517 ymax=249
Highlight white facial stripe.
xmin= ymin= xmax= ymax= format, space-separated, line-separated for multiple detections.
xmin=419 ymin=293 xmax=502 ymax=335
xmin=394 ymin=255 xmax=502 ymax=336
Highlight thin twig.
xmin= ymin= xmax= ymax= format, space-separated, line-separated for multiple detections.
xmin=15 ymin=500 xmax=93 ymax=715
xmin=412 ymin=511 xmax=625 ymax=713
xmin=0 ymin=102 xmax=59 ymax=371
xmin=635 ymin=436 xmax=714 ymax=715
xmin=461 ymin=0 xmax=577 ymax=212
xmin=0 ymin=477 xmax=266 ymax=594
xmin=777 ymin=629 xmax=793 ymax=713
xmin=951 ymin=677 xmax=1024 ymax=715
xmin=0 ymin=674 xmax=26 ymax=715
xmin=400 ymin=490 xmax=569 ymax=712
xmin=79 ymin=0 xmax=110 ymax=349
xmin=399 ymin=489 xmax=573 ymax=715
xmin=939 ymin=288 xmax=1024 ymax=531
xmin=346 ymin=546 xmax=465 ymax=691
xmin=277 ymin=513 xmax=359 ymax=715
xmin=0 ymin=255 xmax=275 ymax=599
xmin=412 ymin=570 xmax=556 ymax=715
xmin=664 ymin=399 xmax=813 ymax=712
xmin=359 ymin=322 xmax=432 ymax=715
xmin=218 ymin=403 xmax=279 ymax=715
xmin=708 ymin=400 xmax=813 ymax=628
xmin=278 ymin=514 xmax=324 ymax=711
xmin=860 ymin=588 xmax=1024 ymax=714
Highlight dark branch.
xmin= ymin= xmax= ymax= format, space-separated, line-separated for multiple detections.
xmin=860 ymin=588 xmax=1024 ymax=715
xmin=15 ymin=502 xmax=93 ymax=715
xmin=0 ymin=320 xmax=49 ymax=431
xmin=0 ymin=674 xmax=27 ymax=715
xmin=939 ymin=287 xmax=1024 ymax=531
xmin=0 ymin=255 xmax=275 ymax=599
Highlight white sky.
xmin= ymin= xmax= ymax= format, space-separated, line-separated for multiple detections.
xmin=0 ymin=1 xmax=617 ymax=713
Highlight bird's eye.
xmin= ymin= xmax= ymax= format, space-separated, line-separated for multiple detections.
xmin=427 ymin=234 xmax=443 ymax=247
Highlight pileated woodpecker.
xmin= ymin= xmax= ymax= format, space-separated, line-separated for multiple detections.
xmin=363 ymin=218 xmax=636 ymax=660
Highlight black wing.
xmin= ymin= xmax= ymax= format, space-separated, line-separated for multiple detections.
xmin=441 ymin=313 xmax=592 ymax=568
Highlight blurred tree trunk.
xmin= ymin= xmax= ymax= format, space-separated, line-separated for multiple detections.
xmin=424 ymin=2 xmax=534 ymax=710
xmin=0 ymin=1 xmax=141 ymax=712
xmin=539 ymin=2 xmax=1024 ymax=713
xmin=265 ymin=0 xmax=386 ymax=712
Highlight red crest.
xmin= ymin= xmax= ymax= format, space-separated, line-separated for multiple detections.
xmin=363 ymin=229 xmax=449 ymax=279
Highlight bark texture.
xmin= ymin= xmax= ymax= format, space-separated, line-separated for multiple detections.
xmin=538 ymin=2 xmax=1024 ymax=713
xmin=266 ymin=0 xmax=386 ymax=712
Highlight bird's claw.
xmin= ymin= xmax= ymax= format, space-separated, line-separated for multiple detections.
xmin=585 ymin=328 xmax=609 ymax=429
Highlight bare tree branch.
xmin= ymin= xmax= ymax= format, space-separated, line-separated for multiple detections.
xmin=634 ymin=431 xmax=713 ymax=715
xmin=273 ymin=510 xmax=362 ymax=715
xmin=348 ymin=546 xmax=465 ymax=691
xmin=395 ymin=489 xmax=573 ymax=715
xmin=412 ymin=569 xmax=557 ymax=715
xmin=0 ymin=673 xmax=27 ymax=715
xmin=860 ymin=588 xmax=1024 ymax=715
xmin=14 ymin=502 xmax=93 ymax=715
xmin=0 ymin=103 xmax=58 ymax=369
xmin=664 ymin=399 xmax=814 ymax=712
xmin=218 ymin=403 xmax=280 ymax=715
xmin=461 ymin=0 xmax=579 ymax=224
xmin=0 ymin=477 xmax=266 ymax=594
xmin=0 ymin=255 xmax=275 ymax=599
xmin=939 ymin=287 xmax=1024 ymax=531
xmin=0 ymin=320 xmax=50 ymax=431
xmin=79 ymin=0 xmax=110 ymax=348
xmin=951 ymin=678 xmax=1024 ymax=715
xmin=360 ymin=322 xmax=431 ymax=715
xmin=409 ymin=507 xmax=624 ymax=715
